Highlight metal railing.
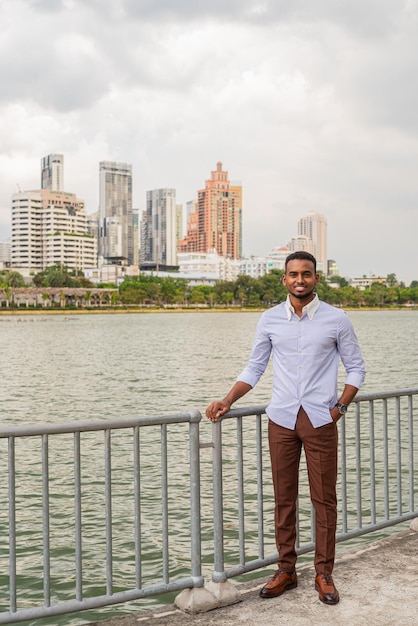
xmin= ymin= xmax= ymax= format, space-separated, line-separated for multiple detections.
xmin=211 ymin=388 xmax=417 ymax=581
xmin=0 ymin=388 xmax=416 ymax=623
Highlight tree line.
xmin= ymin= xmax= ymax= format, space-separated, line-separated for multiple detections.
xmin=1 ymin=266 xmax=418 ymax=308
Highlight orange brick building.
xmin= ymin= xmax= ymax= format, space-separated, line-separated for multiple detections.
xmin=179 ymin=162 xmax=242 ymax=259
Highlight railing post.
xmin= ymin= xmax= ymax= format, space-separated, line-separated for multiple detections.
xmin=204 ymin=417 xmax=241 ymax=607
xmin=189 ymin=411 xmax=203 ymax=584
xmin=408 ymin=395 xmax=414 ymax=513
xmin=8 ymin=437 xmax=17 ymax=614
xmin=175 ymin=410 xmax=224 ymax=614
xmin=211 ymin=419 xmax=226 ymax=584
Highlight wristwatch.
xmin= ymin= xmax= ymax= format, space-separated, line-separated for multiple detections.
xmin=335 ymin=403 xmax=348 ymax=416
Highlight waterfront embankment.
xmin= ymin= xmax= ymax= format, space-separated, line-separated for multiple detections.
xmin=0 ymin=305 xmax=416 ymax=316
xmin=90 ymin=522 xmax=418 ymax=626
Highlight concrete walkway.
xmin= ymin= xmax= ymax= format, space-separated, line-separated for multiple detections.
xmin=90 ymin=521 xmax=418 ymax=626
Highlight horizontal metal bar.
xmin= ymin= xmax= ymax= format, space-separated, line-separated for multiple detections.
xmin=0 ymin=409 xmax=202 ymax=438
xmin=0 ymin=576 xmax=201 ymax=625
xmin=335 ymin=513 xmax=418 ymax=544
xmin=223 ymin=513 xmax=418 ymax=581
xmin=207 ymin=388 xmax=418 ymax=421
xmin=353 ymin=388 xmax=418 ymax=402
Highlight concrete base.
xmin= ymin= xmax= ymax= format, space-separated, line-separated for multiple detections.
xmin=174 ymin=580 xmax=241 ymax=614
xmin=410 ymin=516 xmax=418 ymax=531
xmin=205 ymin=580 xmax=241 ymax=607
xmin=174 ymin=586 xmax=219 ymax=614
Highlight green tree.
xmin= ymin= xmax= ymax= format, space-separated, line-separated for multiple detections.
xmin=189 ymin=285 xmax=214 ymax=305
xmin=160 ymin=277 xmax=188 ymax=304
xmin=76 ymin=276 xmax=95 ymax=288
xmin=3 ymin=270 xmax=26 ymax=288
xmin=119 ymin=286 xmax=147 ymax=305
xmin=315 ymin=273 xmax=336 ymax=303
xmin=334 ymin=285 xmax=363 ymax=307
xmin=213 ymin=280 xmax=235 ymax=305
xmin=386 ymin=273 xmax=398 ymax=287
xmin=234 ymin=275 xmax=262 ymax=306
xmin=329 ymin=275 xmax=349 ymax=287
xmin=363 ymin=283 xmax=387 ymax=307
xmin=408 ymin=287 xmax=418 ymax=303
xmin=33 ymin=265 xmax=76 ymax=288
xmin=258 ymin=270 xmax=287 ymax=304
xmin=145 ymin=281 xmax=162 ymax=303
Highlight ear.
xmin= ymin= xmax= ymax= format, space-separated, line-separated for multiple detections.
xmin=315 ymin=273 xmax=320 ymax=284
xmin=282 ymin=273 xmax=287 ymax=285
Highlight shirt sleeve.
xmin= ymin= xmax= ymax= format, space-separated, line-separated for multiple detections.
xmin=338 ymin=313 xmax=366 ymax=389
xmin=236 ymin=313 xmax=273 ymax=388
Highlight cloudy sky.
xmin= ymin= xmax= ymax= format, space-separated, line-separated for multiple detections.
xmin=1 ymin=0 xmax=417 ymax=283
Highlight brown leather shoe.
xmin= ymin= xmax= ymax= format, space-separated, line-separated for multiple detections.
xmin=315 ymin=573 xmax=339 ymax=605
xmin=259 ymin=569 xmax=297 ymax=598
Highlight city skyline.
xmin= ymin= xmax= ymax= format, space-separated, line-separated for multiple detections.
xmin=0 ymin=1 xmax=417 ymax=284
xmin=3 ymin=152 xmax=416 ymax=284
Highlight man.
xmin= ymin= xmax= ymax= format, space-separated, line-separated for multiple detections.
xmin=206 ymin=251 xmax=365 ymax=605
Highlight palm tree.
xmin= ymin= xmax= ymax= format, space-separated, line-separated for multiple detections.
xmin=5 ymin=271 xmax=26 ymax=288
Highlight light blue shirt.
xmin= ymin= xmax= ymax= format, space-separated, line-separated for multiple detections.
xmin=237 ymin=295 xmax=366 ymax=429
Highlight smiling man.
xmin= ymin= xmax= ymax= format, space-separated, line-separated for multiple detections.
xmin=206 ymin=251 xmax=365 ymax=605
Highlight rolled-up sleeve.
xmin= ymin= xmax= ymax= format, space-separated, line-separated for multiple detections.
xmin=236 ymin=314 xmax=272 ymax=388
xmin=338 ymin=314 xmax=366 ymax=389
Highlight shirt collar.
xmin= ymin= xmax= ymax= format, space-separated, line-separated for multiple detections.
xmin=285 ymin=294 xmax=320 ymax=320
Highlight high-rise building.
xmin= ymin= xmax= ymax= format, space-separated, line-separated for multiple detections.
xmin=327 ymin=259 xmax=340 ymax=277
xmin=297 ymin=211 xmax=327 ymax=271
xmin=132 ymin=210 xmax=139 ymax=267
xmin=176 ymin=204 xmax=184 ymax=243
xmin=140 ymin=188 xmax=178 ymax=269
xmin=99 ymin=161 xmax=133 ymax=265
xmin=41 ymin=154 xmax=64 ymax=191
xmin=0 ymin=240 xmax=11 ymax=269
xmin=11 ymin=189 xmax=96 ymax=273
xmin=287 ymin=235 xmax=316 ymax=256
xmin=179 ymin=162 xmax=242 ymax=259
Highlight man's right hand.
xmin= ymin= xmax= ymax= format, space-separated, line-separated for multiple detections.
xmin=206 ymin=401 xmax=231 ymax=422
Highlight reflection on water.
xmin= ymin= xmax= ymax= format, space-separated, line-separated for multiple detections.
xmin=0 ymin=310 xmax=417 ymax=625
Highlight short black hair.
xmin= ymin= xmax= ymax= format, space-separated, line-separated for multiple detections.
xmin=285 ymin=251 xmax=317 ymax=273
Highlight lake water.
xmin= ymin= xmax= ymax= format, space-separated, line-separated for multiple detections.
xmin=0 ymin=309 xmax=417 ymax=625
xmin=1 ymin=309 xmax=417 ymax=424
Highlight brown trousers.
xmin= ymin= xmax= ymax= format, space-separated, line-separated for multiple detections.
xmin=268 ymin=406 xmax=338 ymax=575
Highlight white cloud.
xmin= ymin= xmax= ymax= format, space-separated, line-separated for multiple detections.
xmin=0 ymin=0 xmax=417 ymax=283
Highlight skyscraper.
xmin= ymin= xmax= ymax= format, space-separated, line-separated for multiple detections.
xmin=99 ymin=161 xmax=133 ymax=265
xmin=140 ymin=188 xmax=178 ymax=269
xmin=179 ymin=162 xmax=242 ymax=259
xmin=297 ymin=211 xmax=327 ymax=272
xmin=41 ymin=154 xmax=64 ymax=191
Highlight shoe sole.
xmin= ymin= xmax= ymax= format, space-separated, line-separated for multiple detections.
xmin=260 ymin=581 xmax=298 ymax=599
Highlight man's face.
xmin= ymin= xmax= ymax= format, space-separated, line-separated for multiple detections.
xmin=282 ymin=259 xmax=319 ymax=300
